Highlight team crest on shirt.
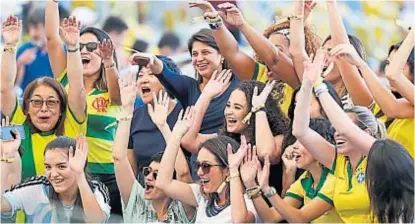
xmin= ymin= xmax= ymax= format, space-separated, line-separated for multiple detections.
xmin=356 ymin=172 xmax=365 ymax=184
xmin=92 ymin=97 xmax=110 ymax=113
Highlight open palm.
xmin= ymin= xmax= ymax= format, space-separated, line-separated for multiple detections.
xmin=2 ymin=15 xmax=22 ymax=46
xmin=173 ymin=107 xmax=195 ymax=137
xmin=189 ymin=1 xmax=216 ymax=14
xmin=69 ymin=136 xmax=89 ymax=174
xmin=118 ymin=71 xmax=137 ymax=113
xmin=148 ymin=90 xmax=170 ymax=127
xmin=98 ymin=39 xmax=114 ymax=60
xmin=60 ymin=16 xmax=81 ymax=47
xmin=203 ymin=69 xmax=232 ymax=99
xmin=218 ymin=3 xmax=245 ymax=27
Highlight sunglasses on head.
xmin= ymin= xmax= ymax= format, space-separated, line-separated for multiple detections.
xmin=80 ymin=42 xmax=99 ymax=52
xmin=142 ymin=167 xmax=158 ymax=180
xmin=195 ymin=161 xmax=224 ymax=174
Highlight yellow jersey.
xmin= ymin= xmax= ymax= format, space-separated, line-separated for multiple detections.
xmin=58 ymin=73 xmax=121 ymax=174
xmin=252 ymin=62 xmax=294 ymax=116
xmin=286 ymin=169 xmax=343 ymax=223
xmin=373 ymin=104 xmax=414 ymax=158
xmin=331 ymin=154 xmax=371 ymax=223
xmin=10 ymin=101 xmax=86 ymax=180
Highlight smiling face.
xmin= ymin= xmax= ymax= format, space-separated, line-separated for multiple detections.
xmin=197 ymin=148 xmax=227 ymax=194
xmin=322 ymin=39 xmax=341 ymax=82
xmin=44 ymin=149 xmax=77 ymax=194
xmin=136 ymin=67 xmax=164 ymax=104
xmin=143 ymin=161 xmax=167 ymax=200
xmin=291 ymin=140 xmax=316 ymax=170
xmin=191 ymin=41 xmax=223 ymax=80
xmin=27 ymin=85 xmax=61 ymax=132
xmin=224 ymin=89 xmax=249 ymax=133
xmin=335 ymin=112 xmax=371 ymax=155
xmin=266 ymin=33 xmax=291 ymax=80
xmin=80 ymin=32 xmax=102 ymax=77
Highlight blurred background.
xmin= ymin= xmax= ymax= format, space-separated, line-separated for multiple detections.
xmin=1 ymin=0 xmax=414 ymax=77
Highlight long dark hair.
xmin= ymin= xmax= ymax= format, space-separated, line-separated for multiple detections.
xmin=44 ymin=137 xmax=95 ymax=223
xmin=221 ymin=80 xmax=289 ymax=145
xmin=80 ymin=27 xmax=119 ymax=92
xmin=187 ymin=28 xmax=231 ymax=83
xmin=198 ymin=136 xmax=240 ymax=208
xmin=23 ymin=77 xmax=68 ymax=136
xmin=366 ymin=139 xmax=414 ymax=223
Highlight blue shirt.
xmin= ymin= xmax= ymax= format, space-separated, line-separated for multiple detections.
xmin=158 ymin=61 xmax=239 ymax=134
xmin=16 ymin=42 xmax=53 ymax=90
xmin=128 ymin=101 xmax=184 ymax=168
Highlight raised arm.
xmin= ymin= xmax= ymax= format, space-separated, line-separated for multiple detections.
xmin=189 ymin=1 xmax=257 ymax=80
xmin=281 ymin=146 xmax=298 ymax=197
xmin=155 ymin=107 xmax=199 ymax=207
xmin=98 ymin=39 xmax=121 ymax=105
xmin=1 ymin=15 xmax=22 ymax=116
xmin=60 ymin=16 xmax=86 ymax=122
xmin=289 ymin=0 xmax=317 ymax=80
xmin=326 ymin=0 xmax=373 ymax=107
xmin=239 ymin=17 xmax=299 ymax=87
xmin=227 ymin=137 xmax=256 ymax=223
xmin=70 ymin=136 xmax=107 ymax=223
xmin=112 ymin=72 xmax=137 ymax=205
xmin=329 ymin=44 xmax=414 ymax=118
xmin=181 ymin=70 xmax=231 ymax=153
xmin=253 ymin=81 xmax=282 ymax=163
xmin=385 ymin=30 xmax=415 ymax=105
xmin=292 ymin=50 xmax=335 ymax=169
xmin=45 ymin=0 xmax=67 ymax=77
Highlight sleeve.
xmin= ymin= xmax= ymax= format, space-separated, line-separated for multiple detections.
xmin=280 ymin=84 xmax=294 ymax=116
xmin=244 ymin=193 xmax=260 ymax=222
xmin=189 ymin=183 xmax=202 ymax=206
xmin=285 ymin=175 xmax=306 ymax=202
xmin=56 ymin=69 xmax=68 ymax=86
xmin=157 ymin=60 xmax=197 ymax=107
xmin=121 ymin=179 xmax=145 ymax=217
xmin=63 ymin=105 xmax=87 ymax=138
xmin=2 ymin=184 xmax=38 ymax=218
xmin=9 ymin=100 xmax=26 ymax=125
xmin=252 ymin=62 xmax=269 ymax=83
xmin=316 ymin=174 xmax=336 ymax=206
xmin=92 ymin=182 xmax=111 ymax=222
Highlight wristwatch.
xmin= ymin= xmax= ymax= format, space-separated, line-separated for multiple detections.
xmin=264 ymin=186 xmax=277 ymax=198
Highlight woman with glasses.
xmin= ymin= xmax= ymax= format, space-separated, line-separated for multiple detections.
xmin=112 ymin=73 xmax=195 ymax=223
xmin=1 ymin=15 xmax=86 ymax=184
xmin=156 ymin=108 xmax=259 ymax=223
xmin=46 ymin=1 xmax=123 ymax=219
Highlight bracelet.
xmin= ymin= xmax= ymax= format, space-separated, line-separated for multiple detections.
xmin=204 ymin=15 xmax=222 ymax=23
xmin=3 ymin=46 xmax=16 ymax=53
xmin=1 ymin=157 xmax=15 ymax=163
xmin=117 ymin=115 xmax=133 ymax=122
xmin=104 ymin=62 xmax=115 ymax=69
xmin=227 ymin=171 xmax=240 ymax=181
xmin=67 ymin=47 xmax=79 ymax=53
xmin=288 ymin=15 xmax=304 ymax=21
xmin=209 ymin=20 xmax=223 ymax=30
xmin=242 ymin=104 xmax=265 ymax=124
xmin=246 ymin=186 xmax=262 ymax=199
xmin=313 ymin=82 xmax=328 ymax=98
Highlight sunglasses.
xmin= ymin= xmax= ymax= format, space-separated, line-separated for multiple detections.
xmin=80 ymin=42 xmax=99 ymax=52
xmin=195 ymin=161 xmax=224 ymax=174
xmin=28 ymin=99 xmax=60 ymax=109
xmin=142 ymin=167 xmax=158 ymax=180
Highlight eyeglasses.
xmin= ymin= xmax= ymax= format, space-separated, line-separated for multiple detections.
xmin=195 ymin=161 xmax=224 ymax=174
xmin=28 ymin=99 xmax=60 ymax=109
xmin=80 ymin=42 xmax=98 ymax=52
xmin=142 ymin=167 xmax=158 ymax=180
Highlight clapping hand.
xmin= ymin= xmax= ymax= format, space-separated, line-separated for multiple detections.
xmin=252 ymin=80 xmax=276 ymax=108
xmin=257 ymin=155 xmax=271 ymax=194
xmin=98 ymin=39 xmax=114 ymax=63
xmin=240 ymin=145 xmax=260 ymax=188
xmin=303 ymin=48 xmax=326 ymax=85
xmin=148 ymin=90 xmax=170 ymax=128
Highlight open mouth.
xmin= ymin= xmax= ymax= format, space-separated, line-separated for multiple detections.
xmin=200 ymin=178 xmax=210 ymax=185
xmin=51 ymin=179 xmax=64 ymax=184
xmin=336 ymin=139 xmax=346 ymax=147
xmin=38 ymin=116 xmax=50 ymax=122
xmin=81 ymin=57 xmax=91 ymax=65
xmin=227 ymin=117 xmax=237 ymax=125
xmin=321 ymin=62 xmax=334 ymax=78
xmin=144 ymin=182 xmax=155 ymax=193
xmin=141 ymin=87 xmax=151 ymax=95
xmin=197 ymin=63 xmax=208 ymax=70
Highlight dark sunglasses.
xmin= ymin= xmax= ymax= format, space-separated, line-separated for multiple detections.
xmin=80 ymin=42 xmax=98 ymax=52
xmin=195 ymin=161 xmax=223 ymax=174
xmin=142 ymin=167 xmax=158 ymax=180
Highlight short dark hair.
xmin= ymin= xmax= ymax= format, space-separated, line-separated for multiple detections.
xmin=28 ymin=8 xmax=45 ymax=26
xmin=132 ymin=39 xmax=149 ymax=53
xmin=158 ymin=32 xmax=180 ymax=50
xmin=102 ymin=16 xmax=128 ymax=34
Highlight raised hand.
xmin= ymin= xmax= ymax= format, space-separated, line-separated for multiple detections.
xmin=98 ymin=39 xmax=114 ymax=60
xmin=69 ymin=135 xmax=89 ymax=175
xmin=148 ymin=90 xmax=170 ymax=128
xmin=281 ymin=145 xmax=297 ymax=174
xmin=59 ymin=16 xmax=81 ymax=48
xmin=2 ymin=15 xmax=22 ymax=47
xmin=257 ymin=155 xmax=271 ymax=193
xmin=252 ymin=80 xmax=276 ymax=108
xmin=1 ymin=117 xmax=21 ymax=161
xmin=240 ymin=145 xmax=259 ymax=188
xmin=304 ymin=0 xmax=317 ymax=21
xmin=228 ymin=135 xmax=249 ymax=170
xmin=189 ymin=0 xmax=218 ymax=18
xmin=118 ymin=70 xmax=137 ymax=114
xmin=217 ymin=2 xmax=246 ymax=28
xmin=329 ymin=44 xmax=365 ymax=67
xmin=172 ymin=106 xmax=195 ymax=137
xmin=203 ymin=69 xmax=232 ymax=99
xmin=303 ymin=48 xmax=326 ymax=85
